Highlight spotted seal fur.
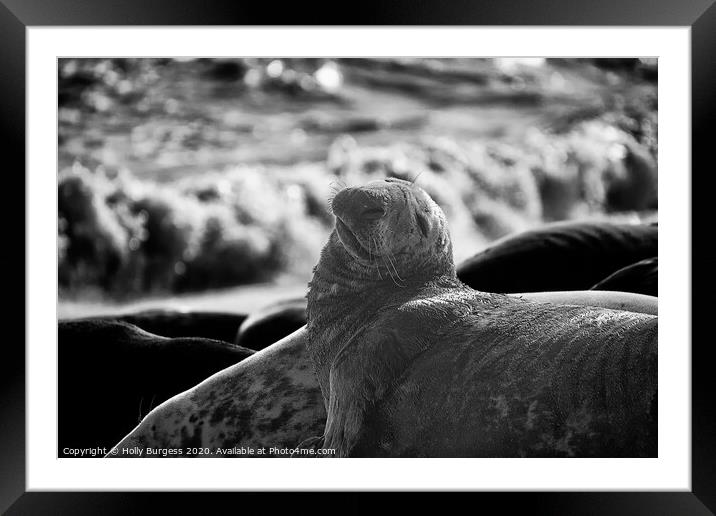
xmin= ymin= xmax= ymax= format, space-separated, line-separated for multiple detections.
xmin=303 ymin=178 xmax=657 ymax=457
xmin=108 ymin=326 xmax=325 ymax=457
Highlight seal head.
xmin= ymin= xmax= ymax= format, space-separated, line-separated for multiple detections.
xmin=327 ymin=177 xmax=454 ymax=283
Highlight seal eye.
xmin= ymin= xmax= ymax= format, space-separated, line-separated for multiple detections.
xmin=361 ymin=207 xmax=385 ymax=220
xmin=415 ymin=211 xmax=431 ymax=238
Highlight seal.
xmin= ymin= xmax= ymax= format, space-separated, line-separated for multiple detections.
xmin=591 ymin=256 xmax=658 ymax=297
xmin=456 ymin=220 xmax=657 ymax=294
xmin=59 ymin=319 xmax=254 ymax=456
xmin=114 ymin=309 xmax=248 ymax=343
xmin=304 ymin=178 xmax=657 ymax=457
xmin=108 ymin=326 xmax=326 ymax=457
xmin=234 ymin=298 xmax=307 ymax=351
xmin=512 ymin=290 xmax=657 ymax=315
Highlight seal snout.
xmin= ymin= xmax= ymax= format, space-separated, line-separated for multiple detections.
xmin=332 ymin=188 xmax=386 ymax=229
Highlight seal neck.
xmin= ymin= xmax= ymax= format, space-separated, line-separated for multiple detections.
xmin=305 ymin=231 xmax=457 ymax=402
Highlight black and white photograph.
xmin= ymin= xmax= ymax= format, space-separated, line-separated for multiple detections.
xmin=57 ymin=57 xmax=659 ymax=459
xmin=2 ymin=0 xmax=710 ymax=509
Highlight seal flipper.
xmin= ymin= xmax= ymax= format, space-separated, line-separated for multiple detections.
xmin=321 ymin=329 xmax=419 ymax=457
xmin=322 ymin=358 xmax=370 ymax=457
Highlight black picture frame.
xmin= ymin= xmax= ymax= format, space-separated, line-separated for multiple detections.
xmin=2 ymin=1 xmax=712 ymax=514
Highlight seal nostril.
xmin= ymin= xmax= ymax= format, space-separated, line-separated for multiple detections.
xmin=333 ymin=188 xmax=385 ymax=224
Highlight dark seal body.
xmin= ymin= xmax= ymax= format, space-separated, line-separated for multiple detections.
xmin=113 ymin=310 xmax=247 ymax=343
xmin=305 ymin=178 xmax=657 ymax=457
xmin=591 ymin=257 xmax=658 ymax=297
xmin=357 ymin=289 xmax=656 ymax=457
xmin=234 ymin=298 xmax=307 ymax=351
xmin=456 ymin=221 xmax=657 ymax=294
xmin=109 ymin=327 xmax=326 ymax=457
xmin=59 ymin=319 xmax=254 ymax=455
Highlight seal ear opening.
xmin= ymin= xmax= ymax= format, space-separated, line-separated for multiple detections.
xmin=416 ymin=210 xmax=431 ymax=238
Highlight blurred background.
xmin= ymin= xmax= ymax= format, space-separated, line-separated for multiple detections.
xmin=57 ymin=57 xmax=657 ymax=318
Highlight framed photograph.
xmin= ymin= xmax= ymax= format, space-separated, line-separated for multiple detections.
xmin=4 ymin=0 xmax=712 ymax=513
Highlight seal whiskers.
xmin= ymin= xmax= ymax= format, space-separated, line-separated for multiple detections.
xmin=380 ymin=237 xmax=405 ymax=287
